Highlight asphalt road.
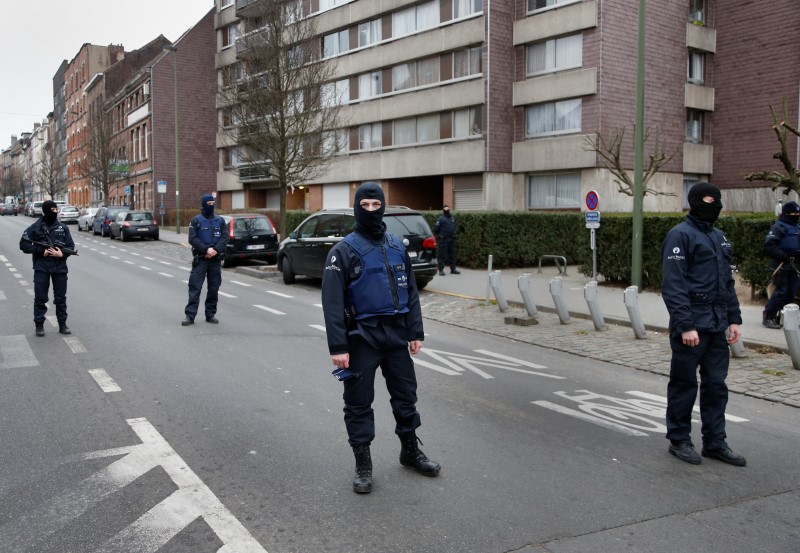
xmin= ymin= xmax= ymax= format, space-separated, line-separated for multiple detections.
xmin=0 ymin=216 xmax=798 ymax=553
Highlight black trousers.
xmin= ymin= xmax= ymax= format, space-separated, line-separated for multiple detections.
xmin=342 ymin=329 xmax=421 ymax=447
xmin=185 ymin=257 xmax=222 ymax=320
xmin=437 ymin=236 xmax=457 ymax=270
xmin=33 ymin=270 xmax=68 ymax=324
xmin=764 ymin=268 xmax=800 ymax=319
xmin=666 ymin=331 xmax=729 ymax=449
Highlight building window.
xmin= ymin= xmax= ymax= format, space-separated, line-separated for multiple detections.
xmin=221 ymin=23 xmax=241 ymax=49
xmin=392 ymin=1 xmax=439 ymax=38
xmin=527 ymin=0 xmax=580 ymax=13
xmin=322 ymin=129 xmax=348 ymax=155
xmin=323 ymin=29 xmax=349 ymax=58
xmin=358 ymin=71 xmax=382 ymax=99
xmin=393 ymin=114 xmax=440 ymax=145
xmin=526 ymin=99 xmax=582 ymax=137
xmin=321 ymin=79 xmax=349 ymax=107
xmin=358 ymin=123 xmax=383 ymax=149
xmin=687 ymin=50 xmax=705 ymax=85
xmin=319 ymin=0 xmax=348 ymax=11
xmin=454 ymin=0 xmax=482 ymax=18
xmin=392 ymin=57 xmax=439 ymax=91
xmin=526 ymin=34 xmax=582 ymax=76
xmin=220 ymin=0 xmax=234 ymax=8
xmin=689 ymin=0 xmax=705 ymax=24
xmin=453 ymin=106 xmax=482 ymax=138
xmin=686 ymin=109 xmax=703 ymax=143
xmin=416 ymin=57 xmax=440 ymax=86
xmin=358 ymin=19 xmax=382 ymax=47
xmin=527 ymin=173 xmax=581 ymax=209
xmin=454 ymin=46 xmax=482 ymax=78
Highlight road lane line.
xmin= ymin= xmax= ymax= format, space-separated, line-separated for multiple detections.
xmin=111 ymin=256 xmax=120 ymax=260
xmin=309 ymin=324 xmax=326 ymax=332
xmin=158 ymin=272 xmax=174 ymax=278
xmin=532 ymin=400 xmax=648 ymax=437
xmin=230 ymin=280 xmax=252 ymax=287
xmin=219 ymin=291 xmax=237 ymax=298
xmin=124 ymin=260 xmax=135 ymax=265
xmin=144 ymin=256 xmax=154 ymax=260
xmin=63 ymin=337 xmax=87 ymax=354
xmin=139 ymin=266 xmax=152 ymax=271
xmin=0 ymin=255 xmax=7 ymax=262
xmin=159 ymin=261 xmax=172 ymax=266
xmin=254 ymin=304 xmax=285 ymax=315
xmin=88 ymin=369 xmax=121 ymax=393
xmin=0 ymin=335 xmax=39 ymax=370
xmin=266 ymin=290 xmax=292 ymax=298
xmin=0 ymin=291 xmax=6 ymax=300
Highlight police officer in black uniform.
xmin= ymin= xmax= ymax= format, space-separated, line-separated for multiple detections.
xmin=321 ymin=181 xmax=440 ymax=494
xmin=434 ymin=205 xmax=460 ymax=275
xmin=182 ymin=194 xmax=228 ymax=326
xmin=19 ymin=200 xmax=76 ymax=337
xmin=762 ymin=200 xmax=800 ymax=329
xmin=661 ymin=183 xmax=745 ymax=467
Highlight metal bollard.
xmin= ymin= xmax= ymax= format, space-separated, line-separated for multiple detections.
xmin=549 ymin=277 xmax=570 ymax=324
xmin=782 ymin=304 xmax=800 ymax=369
xmin=623 ymin=286 xmax=646 ymax=339
xmin=517 ymin=273 xmax=538 ymax=318
xmin=584 ymin=281 xmax=606 ymax=331
xmin=489 ymin=270 xmax=509 ymax=313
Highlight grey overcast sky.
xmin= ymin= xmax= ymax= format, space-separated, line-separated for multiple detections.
xmin=0 ymin=1 xmax=215 ymax=149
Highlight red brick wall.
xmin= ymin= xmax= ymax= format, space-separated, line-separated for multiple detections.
xmin=486 ymin=0 xmax=514 ymax=172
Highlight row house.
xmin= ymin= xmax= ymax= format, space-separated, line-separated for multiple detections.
xmin=214 ymin=0 xmax=800 ymax=214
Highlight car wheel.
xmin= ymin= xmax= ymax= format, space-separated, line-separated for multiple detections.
xmin=282 ymin=257 xmax=295 ymax=284
xmin=416 ymin=277 xmax=430 ymax=290
xmin=222 ymin=256 xmax=235 ymax=269
xmin=120 ymin=231 xmax=128 ymax=242
xmin=153 ymin=233 xmax=159 ymax=241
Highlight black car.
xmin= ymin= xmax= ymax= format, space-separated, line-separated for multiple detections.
xmin=93 ymin=206 xmax=130 ymax=237
xmin=220 ymin=213 xmax=279 ymax=268
xmin=277 ymin=207 xmax=438 ymax=289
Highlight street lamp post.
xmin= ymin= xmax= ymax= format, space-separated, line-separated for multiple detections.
xmin=164 ymin=45 xmax=181 ymax=233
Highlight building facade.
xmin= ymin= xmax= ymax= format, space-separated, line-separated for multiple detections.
xmin=213 ymin=0 xmax=800 ymax=214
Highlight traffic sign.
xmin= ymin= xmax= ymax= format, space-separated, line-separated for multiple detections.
xmin=585 ymin=190 xmax=599 ymax=211
xmin=157 ymin=180 xmax=167 ymax=194
xmin=585 ymin=211 xmax=601 ymax=223
xmin=585 ymin=222 xmax=600 ymax=229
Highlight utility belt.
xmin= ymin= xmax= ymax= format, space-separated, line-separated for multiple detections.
xmin=688 ymin=292 xmax=720 ymax=305
xmin=192 ymin=251 xmax=224 ymax=266
xmin=439 ymin=233 xmax=454 ymax=239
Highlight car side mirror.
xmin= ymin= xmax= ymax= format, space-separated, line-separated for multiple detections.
xmin=289 ymin=231 xmax=298 ymax=239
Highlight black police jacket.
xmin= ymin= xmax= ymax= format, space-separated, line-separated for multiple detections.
xmin=434 ymin=213 xmax=456 ymax=237
xmin=19 ymin=218 xmax=75 ymax=274
xmin=662 ymin=215 xmax=742 ymax=334
xmin=764 ymin=217 xmax=800 ymax=269
xmin=321 ymin=231 xmax=424 ymax=355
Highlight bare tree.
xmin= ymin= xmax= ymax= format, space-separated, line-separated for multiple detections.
xmin=1 ymin=165 xmax=25 ymax=201
xmin=33 ymin=144 xmax=67 ymax=200
xmin=584 ymin=126 xmax=677 ymax=197
xmin=80 ymin=102 xmax=126 ymax=205
xmin=744 ymin=98 xmax=800 ymax=195
xmin=218 ymin=0 xmax=345 ymax=235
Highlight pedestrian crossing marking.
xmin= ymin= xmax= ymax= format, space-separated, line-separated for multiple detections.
xmin=88 ymin=368 xmax=121 ymax=393
xmin=63 ymin=337 xmax=87 ymax=354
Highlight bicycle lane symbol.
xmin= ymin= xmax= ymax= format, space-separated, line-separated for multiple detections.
xmin=532 ymin=390 xmax=749 ymax=437
xmin=415 ymin=348 xmax=565 ymax=380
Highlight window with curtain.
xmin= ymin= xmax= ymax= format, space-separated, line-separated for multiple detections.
xmin=453 ymin=106 xmax=482 ymax=138
xmin=416 ymin=114 xmax=439 ymax=142
xmin=323 ymin=29 xmax=349 ymax=58
xmin=393 ymin=118 xmax=416 ymax=145
xmin=393 ymin=6 xmax=416 ymax=37
xmin=687 ymin=51 xmax=705 ymax=85
xmin=527 ymin=174 xmax=581 ymax=209
xmin=686 ymin=110 xmax=703 ymax=143
xmin=358 ymin=123 xmax=382 ymax=149
xmin=358 ymin=19 xmax=382 ymax=47
xmin=392 ymin=63 xmax=415 ymax=91
xmin=416 ymin=1 xmax=439 ymax=31
xmin=454 ymin=0 xmax=482 ymax=18
xmin=527 ymin=0 xmax=579 ymax=12
xmin=526 ymin=99 xmax=581 ymax=137
xmin=689 ymin=0 xmax=705 ymax=23
xmin=321 ymin=79 xmax=349 ymax=107
xmin=358 ymin=71 xmax=382 ymax=99
xmin=454 ymin=46 xmax=482 ymax=78
xmin=416 ymin=57 xmax=439 ymax=86
xmin=526 ymin=34 xmax=582 ymax=75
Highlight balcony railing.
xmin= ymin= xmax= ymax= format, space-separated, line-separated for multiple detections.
xmin=238 ymin=160 xmax=272 ymax=182
xmin=236 ymin=0 xmax=260 ymax=17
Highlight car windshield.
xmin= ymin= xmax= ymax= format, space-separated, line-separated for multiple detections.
xmin=129 ymin=212 xmax=153 ymax=222
xmin=234 ymin=217 xmax=272 ymax=233
xmin=62 ymin=207 xmax=79 ymax=213
xmin=384 ymin=214 xmax=430 ymax=237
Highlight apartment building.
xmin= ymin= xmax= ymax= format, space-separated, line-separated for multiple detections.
xmin=215 ymin=0 xmax=800 ymax=214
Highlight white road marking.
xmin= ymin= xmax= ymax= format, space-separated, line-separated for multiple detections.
xmin=418 ymin=348 xmax=563 ymax=379
xmin=144 ymin=256 xmax=154 ymax=260
xmin=313 ymin=303 xmax=322 ymax=308
xmin=0 ymin=291 xmax=6 ymax=300
xmin=124 ymin=260 xmax=135 ymax=265
xmin=131 ymin=252 xmax=140 ymax=256
xmin=309 ymin=324 xmax=326 ymax=332
xmin=625 ymin=391 xmax=749 ymax=423
xmin=178 ymin=266 xmax=190 ymax=271
xmin=159 ymin=261 xmax=172 ymax=266
xmin=139 ymin=266 xmax=152 ymax=271
xmin=266 ymin=290 xmax=292 ymax=298
xmin=254 ymin=304 xmax=285 ymax=315
xmin=0 ymin=418 xmax=267 ymax=552
xmin=219 ymin=291 xmax=237 ymax=298
xmin=63 ymin=337 xmax=87 ymax=354
xmin=99 ymin=251 xmax=108 ymax=256
xmin=46 ymin=315 xmax=57 ymax=327
xmin=0 ymin=335 xmax=39 ymax=369
xmin=111 ymin=256 xmax=120 ymax=260
xmin=9 ymin=267 xmax=18 ymax=272
xmin=0 ymin=255 xmax=7 ymax=262
xmin=118 ymin=248 xmax=128 ymax=252
xmin=25 ymin=288 xmax=33 ymax=295
xmin=13 ymin=273 xmax=22 ymax=279
xmin=413 ymin=358 xmax=462 ymax=376
xmin=533 ymin=400 xmax=649 ymax=437
xmin=88 ymin=369 xmax=121 ymax=393
xmin=158 ymin=272 xmax=174 ymax=278
xmin=473 ymin=349 xmax=549 ymax=369
xmin=231 ymin=280 xmax=252 ymax=287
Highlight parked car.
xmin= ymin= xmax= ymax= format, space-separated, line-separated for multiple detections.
xmin=1 ymin=203 xmax=17 ymax=216
xmin=77 ymin=207 xmax=99 ymax=231
xmin=92 ymin=206 xmax=130 ymax=237
xmin=277 ymin=207 xmax=438 ymax=289
xmin=109 ymin=210 xmax=159 ymax=241
xmin=219 ymin=213 xmax=278 ymax=268
xmin=57 ymin=205 xmax=80 ymax=224
xmin=28 ymin=201 xmax=44 ymax=217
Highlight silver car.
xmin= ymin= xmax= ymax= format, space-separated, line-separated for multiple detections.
xmin=57 ymin=205 xmax=80 ymax=224
xmin=77 ymin=207 xmax=99 ymax=231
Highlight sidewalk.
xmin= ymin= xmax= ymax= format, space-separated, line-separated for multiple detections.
xmin=157 ymin=229 xmax=800 ymax=408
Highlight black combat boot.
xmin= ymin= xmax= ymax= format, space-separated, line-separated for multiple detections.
xmin=351 ymin=444 xmax=373 ymax=494
xmin=35 ymin=323 xmax=45 ymax=337
xmin=58 ymin=323 xmax=71 ymax=335
xmin=399 ymin=432 xmax=441 ymax=476
xmin=762 ymin=311 xmax=781 ymax=329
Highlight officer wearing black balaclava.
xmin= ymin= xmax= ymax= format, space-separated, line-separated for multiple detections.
xmin=321 ymin=181 xmax=440 ymax=494
xmin=182 ymin=194 xmax=228 ymax=326
xmin=661 ymin=183 xmax=746 ymax=467
xmin=762 ymin=200 xmax=800 ymax=328
xmin=433 ymin=205 xmax=460 ymax=275
xmin=19 ymin=200 xmax=76 ymax=337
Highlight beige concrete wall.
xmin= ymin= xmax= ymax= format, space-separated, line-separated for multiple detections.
xmin=683 ymin=142 xmax=714 ymax=174
xmin=685 ymin=83 xmax=715 ymax=111
xmin=512 ymin=134 xmax=596 ymax=173
xmin=484 ymin=172 xmax=515 ymax=210
xmin=686 ymin=23 xmax=716 ymax=53
xmin=513 ymin=1 xmax=597 ymax=45
xmin=513 ymin=68 xmax=597 ymax=106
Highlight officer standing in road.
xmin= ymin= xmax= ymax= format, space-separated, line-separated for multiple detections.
xmin=661 ymin=183 xmax=746 ymax=467
xmin=182 ymin=194 xmax=228 ymax=326
xmin=19 ymin=200 xmax=76 ymax=337
xmin=434 ymin=205 xmax=460 ymax=276
xmin=762 ymin=200 xmax=800 ymax=329
xmin=321 ymin=181 xmax=441 ymax=494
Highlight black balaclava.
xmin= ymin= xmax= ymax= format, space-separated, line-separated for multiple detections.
xmin=780 ymin=200 xmax=800 ymax=225
xmin=42 ymin=200 xmax=58 ymax=225
xmin=201 ymin=194 xmax=215 ymax=218
xmin=687 ymin=183 xmax=723 ymax=224
xmin=353 ymin=181 xmax=385 ymax=241
xmin=443 ymin=205 xmax=452 ymax=218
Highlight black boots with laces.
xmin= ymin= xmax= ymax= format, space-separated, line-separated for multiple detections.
xmin=399 ymin=432 xmax=441 ymax=476
xmin=351 ymin=444 xmax=373 ymax=494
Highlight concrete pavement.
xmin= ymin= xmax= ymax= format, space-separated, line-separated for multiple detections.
xmin=156 ymin=228 xmax=800 ymax=408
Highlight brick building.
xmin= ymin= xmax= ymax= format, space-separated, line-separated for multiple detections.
xmin=214 ymin=0 xmax=800 ymax=214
